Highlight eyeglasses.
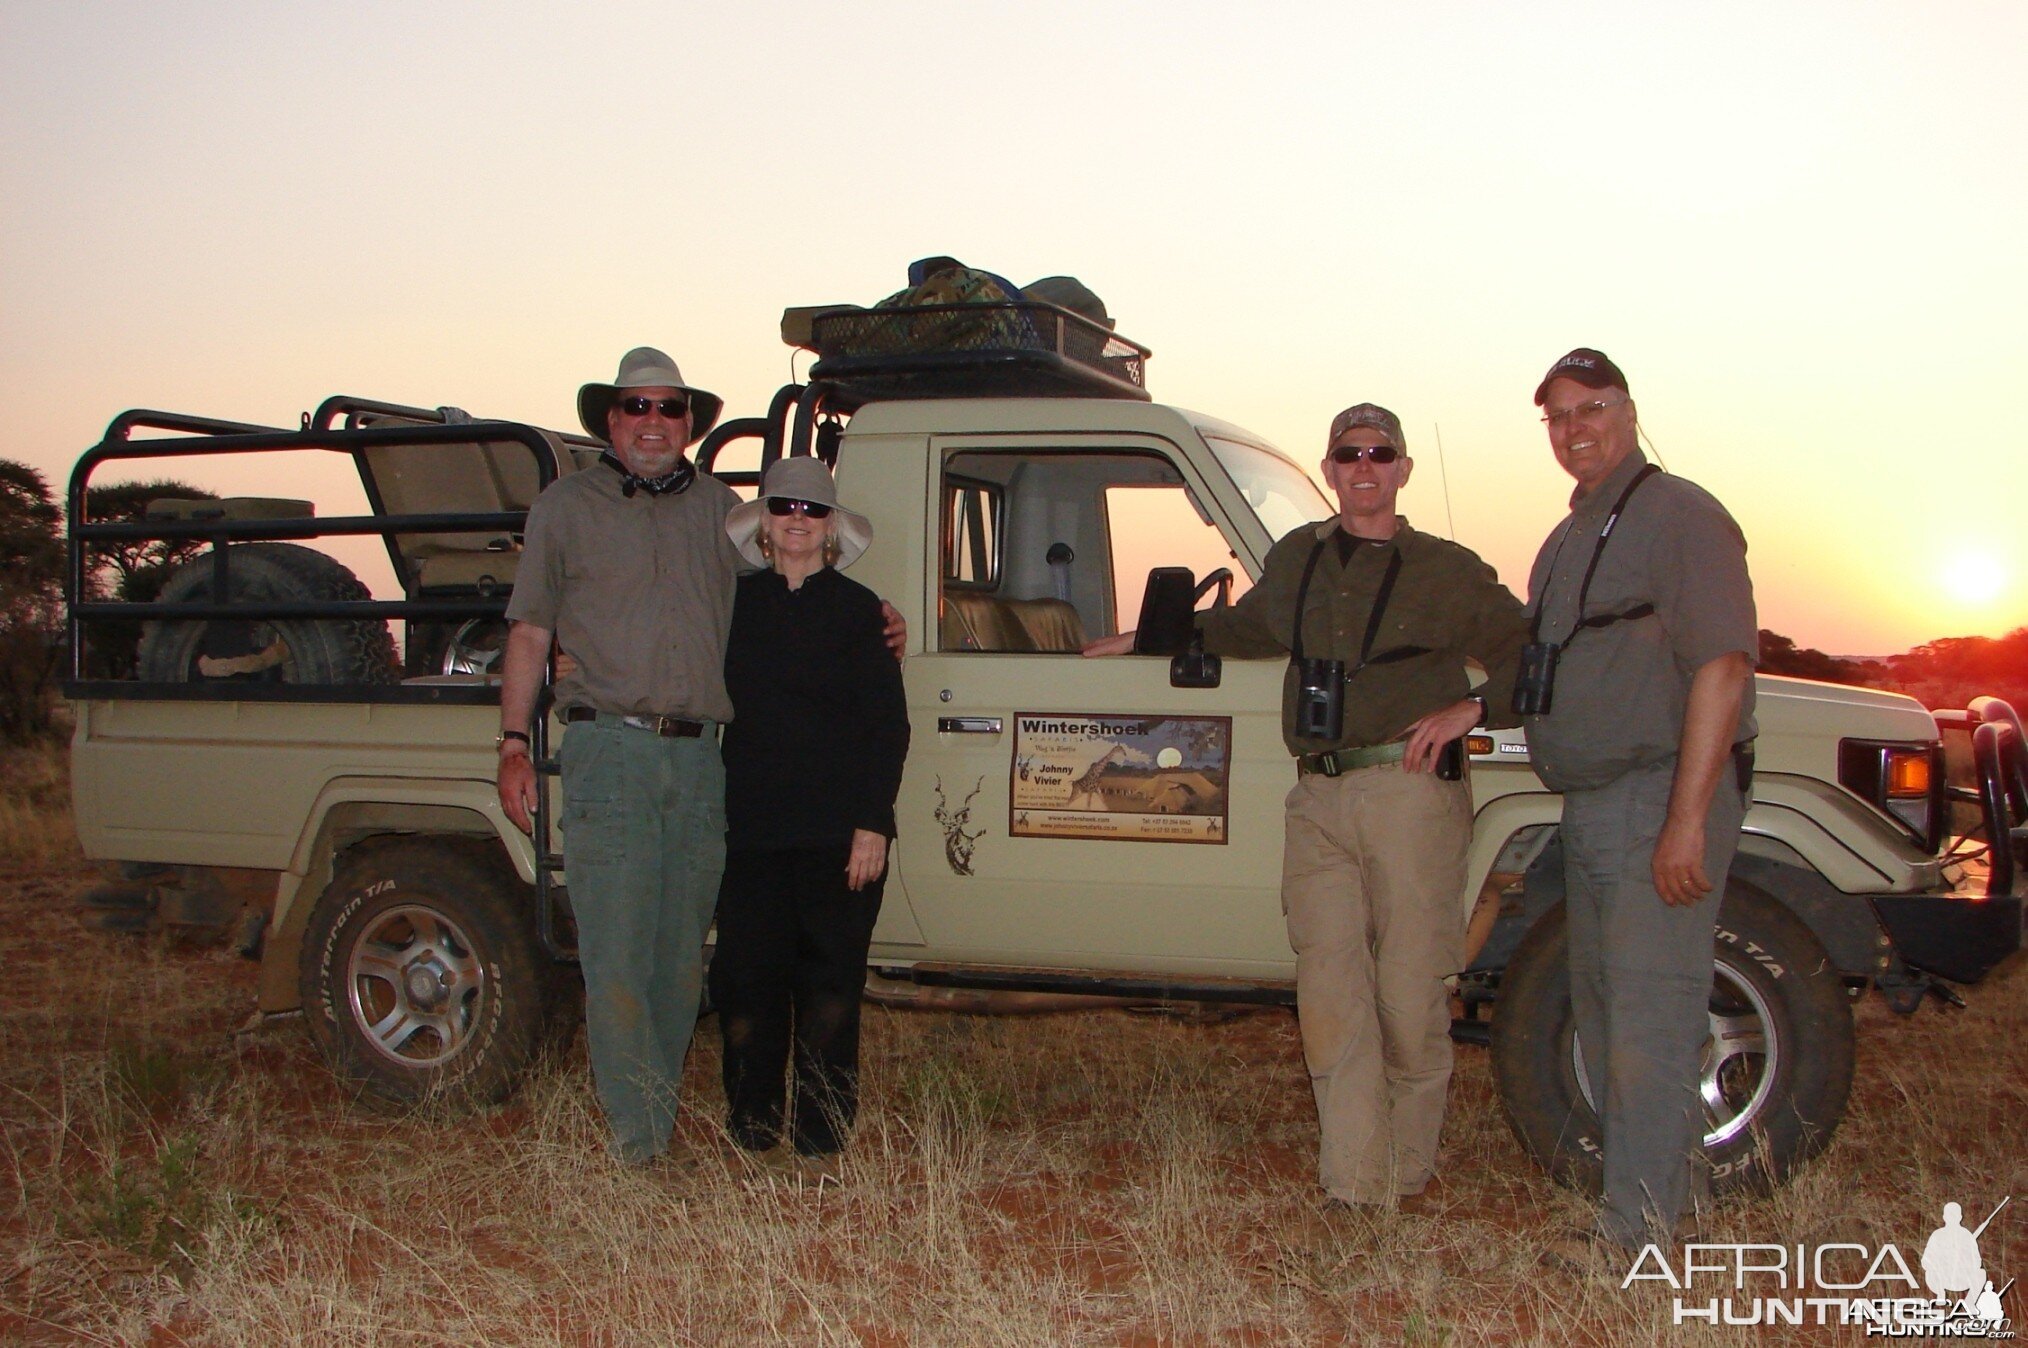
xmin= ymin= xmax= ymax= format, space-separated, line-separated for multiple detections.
xmin=765 ymin=497 xmax=833 ymax=519
xmin=1328 ymin=443 xmax=1401 ymax=465
xmin=618 ymin=395 xmax=691 ymax=419
xmin=1541 ymin=396 xmax=1627 ymax=428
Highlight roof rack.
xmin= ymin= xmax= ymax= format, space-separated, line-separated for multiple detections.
xmin=800 ymin=301 xmax=1152 ymax=408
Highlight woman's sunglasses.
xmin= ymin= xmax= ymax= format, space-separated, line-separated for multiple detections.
xmin=765 ymin=497 xmax=833 ymax=519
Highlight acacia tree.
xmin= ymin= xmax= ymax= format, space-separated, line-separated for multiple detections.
xmin=0 ymin=460 xmax=66 ymax=742
xmin=76 ymin=479 xmax=219 ymax=676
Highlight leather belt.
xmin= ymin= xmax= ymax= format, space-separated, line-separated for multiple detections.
xmin=563 ymin=706 xmax=707 ymax=738
xmin=1297 ymin=740 xmax=1408 ymax=777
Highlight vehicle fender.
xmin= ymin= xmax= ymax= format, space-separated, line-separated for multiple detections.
xmin=1464 ymin=790 xmax=1564 ymax=917
xmin=258 ymin=776 xmax=533 ymax=1012
xmin=1465 ymin=778 xmax=1913 ymax=982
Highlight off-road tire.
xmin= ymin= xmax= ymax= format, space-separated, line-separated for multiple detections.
xmin=300 ymin=838 xmax=545 ymax=1105
xmin=138 ymin=542 xmax=397 ymax=685
xmin=1490 ymin=880 xmax=1855 ymax=1195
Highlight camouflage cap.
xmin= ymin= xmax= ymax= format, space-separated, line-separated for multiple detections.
xmin=1533 ymin=347 xmax=1629 ymax=406
xmin=1327 ymin=403 xmax=1406 ymax=452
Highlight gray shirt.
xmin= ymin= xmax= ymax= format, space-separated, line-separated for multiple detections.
xmin=505 ymin=462 xmax=741 ymax=722
xmin=1523 ymin=450 xmax=1757 ymax=792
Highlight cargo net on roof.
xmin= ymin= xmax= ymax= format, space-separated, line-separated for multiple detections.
xmin=811 ymin=302 xmax=1148 ymax=391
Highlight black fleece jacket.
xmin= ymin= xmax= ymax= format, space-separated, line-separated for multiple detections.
xmin=721 ymin=566 xmax=910 ymax=852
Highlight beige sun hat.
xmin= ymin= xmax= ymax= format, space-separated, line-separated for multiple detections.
xmin=577 ymin=346 xmax=724 ymax=444
xmin=725 ymin=457 xmax=874 ymax=570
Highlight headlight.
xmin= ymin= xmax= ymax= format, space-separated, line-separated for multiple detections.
xmin=1838 ymin=738 xmax=1946 ymax=852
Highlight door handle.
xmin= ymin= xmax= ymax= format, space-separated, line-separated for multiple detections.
xmin=937 ymin=716 xmax=1003 ymax=734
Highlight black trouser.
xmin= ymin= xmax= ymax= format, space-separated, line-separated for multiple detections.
xmin=710 ymin=845 xmax=885 ymax=1156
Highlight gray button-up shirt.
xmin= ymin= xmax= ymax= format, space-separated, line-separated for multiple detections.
xmin=1523 ymin=450 xmax=1757 ymax=792
xmin=505 ymin=461 xmax=741 ymax=722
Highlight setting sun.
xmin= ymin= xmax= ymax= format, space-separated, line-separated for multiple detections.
xmin=1940 ymin=546 xmax=2009 ymax=608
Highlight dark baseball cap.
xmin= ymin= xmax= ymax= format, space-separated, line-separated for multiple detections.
xmin=1327 ymin=403 xmax=1406 ymax=451
xmin=1533 ymin=348 xmax=1629 ymax=406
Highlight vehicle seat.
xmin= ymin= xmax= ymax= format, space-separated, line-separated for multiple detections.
xmin=941 ymin=592 xmax=1036 ymax=652
xmin=1003 ymin=598 xmax=1086 ymax=652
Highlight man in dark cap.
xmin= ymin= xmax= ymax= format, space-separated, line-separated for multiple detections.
xmin=1091 ymin=402 xmax=1527 ymax=1210
xmin=1522 ymin=349 xmax=1757 ymax=1254
xmin=496 ymin=346 xmax=740 ymax=1166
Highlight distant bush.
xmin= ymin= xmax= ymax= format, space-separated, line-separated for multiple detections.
xmin=0 ymin=460 xmax=64 ymax=744
xmin=1760 ymin=626 xmax=2028 ymax=714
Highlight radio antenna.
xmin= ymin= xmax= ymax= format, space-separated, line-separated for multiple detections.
xmin=1637 ymin=421 xmax=1669 ymax=473
xmin=1432 ymin=423 xmax=1458 ymax=539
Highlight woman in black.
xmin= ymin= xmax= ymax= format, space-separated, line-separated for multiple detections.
xmin=713 ymin=457 xmax=909 ymax=1159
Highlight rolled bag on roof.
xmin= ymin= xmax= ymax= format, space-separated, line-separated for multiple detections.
xmin=814 ymin=258 xmax=1118 ymax=360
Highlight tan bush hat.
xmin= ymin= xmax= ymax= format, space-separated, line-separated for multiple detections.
xmin=577 ymin=346 xmax=724 ymax=444
xmin=725 ymin=457 xmax=874 ymax=570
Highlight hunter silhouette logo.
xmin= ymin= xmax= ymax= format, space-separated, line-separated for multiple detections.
xmin=1923 ymin=1199 xmax=2012 ymax=1331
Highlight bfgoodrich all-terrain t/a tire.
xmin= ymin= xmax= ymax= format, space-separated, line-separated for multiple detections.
xmin=301 ymin=838 xmax=545 ymax=1106
xmin=137 ymin=542 xmax=397 ymax=685
xmin=1490 ymin=880 xmax=1856 ymax=1196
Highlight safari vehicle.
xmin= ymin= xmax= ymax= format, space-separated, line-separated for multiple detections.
xmin=64 ymin=303 xmax=2027 ymax=1201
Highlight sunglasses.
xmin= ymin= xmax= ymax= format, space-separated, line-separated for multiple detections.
xmin=617 ymin=395 xmax=691 ymax=419
xmin=765 ymin=497 xmax=833 ymax=519
xmin=1328 ymin=443 xmax=1401 ymax=465
xmin=1540 ymin=396 xmax=1627 ymax=429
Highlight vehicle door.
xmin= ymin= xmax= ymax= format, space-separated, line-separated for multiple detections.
xmin=887 ymin=432 xmax=1300 ymax=979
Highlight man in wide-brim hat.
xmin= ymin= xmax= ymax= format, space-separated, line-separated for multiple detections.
xmin=575 ymin=345 xmax=725 ymax=450
xmin=496 ymin=345 xmax=743 ymax=1167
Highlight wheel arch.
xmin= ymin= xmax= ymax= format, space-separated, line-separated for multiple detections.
xmin=258 ymin=779 xmax=535 ymax=1012
xmin=1466 ymin=796 xmax=1896 ymax=984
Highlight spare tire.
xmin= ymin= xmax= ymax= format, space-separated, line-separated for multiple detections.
xmin=137 ymin=543 xmax=398 ymax=685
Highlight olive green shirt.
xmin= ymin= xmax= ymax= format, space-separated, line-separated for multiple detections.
xmin=505 ymin=462 xmax=741 ymax=722
xmin=1199 ymin=518 xmax=1528 ymax=757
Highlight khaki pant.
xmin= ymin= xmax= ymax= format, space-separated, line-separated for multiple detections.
xmin=1283 ymin=764 xmax=1472 ymax=1205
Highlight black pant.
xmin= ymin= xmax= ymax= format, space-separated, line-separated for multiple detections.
xmin=710 ymin=845 xmax=884 ymax=1156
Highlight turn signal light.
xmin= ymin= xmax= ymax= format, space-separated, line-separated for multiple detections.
xmin=1885 ymin=751 xmax=1932 ymax=798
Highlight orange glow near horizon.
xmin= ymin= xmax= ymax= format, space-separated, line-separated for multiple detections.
xmin=5 ymin=3 xmax=2024 ymax=657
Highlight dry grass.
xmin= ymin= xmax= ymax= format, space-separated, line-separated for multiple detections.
xmin=0 ymin=739 xmax=81 ymax=869
xmin=2 ymin=758 xmax=2024 ymax=1343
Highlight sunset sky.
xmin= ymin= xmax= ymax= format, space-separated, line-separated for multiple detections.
xmin=4 ymin=0 xmax=2022 ymax=655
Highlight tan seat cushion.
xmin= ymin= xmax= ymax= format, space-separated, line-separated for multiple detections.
xmin=1003 ymin=598 xmax=1086 ymax=652
xmin=940 ymin=592 xmax=1035 ymax=652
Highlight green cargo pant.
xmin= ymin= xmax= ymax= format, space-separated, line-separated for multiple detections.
xmin=559 ymin=716 xmax=725 ymax=1164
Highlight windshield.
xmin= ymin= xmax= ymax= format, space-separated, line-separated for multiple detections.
xmin=1203 ymin=435 xmax=1329 ymax=540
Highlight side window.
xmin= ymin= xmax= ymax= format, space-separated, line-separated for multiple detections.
xmin=942 ymin=476 xmax=1000 ymax=588
xmin=1105 ymin=485 xmax=1253 ymax=633
xmin=938 ymin=447 xmax=1247 ymax=654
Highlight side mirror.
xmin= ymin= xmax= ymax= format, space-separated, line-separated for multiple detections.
xmin=1133 ymin=567 xmax=1198 ymax=655
xmin=1170 ymin=640 xmax=1221 ymax=690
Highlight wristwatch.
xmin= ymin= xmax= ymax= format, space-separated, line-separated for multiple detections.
xmin=495 ymin=729 xmax=530 ymax=752
xmin=1469 ymin=695 xmax=1488 ymax=728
